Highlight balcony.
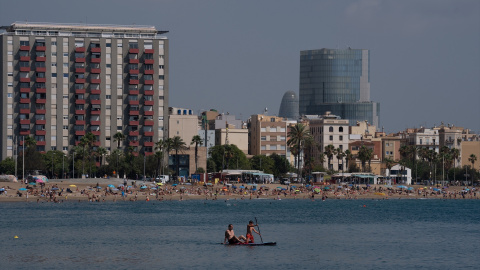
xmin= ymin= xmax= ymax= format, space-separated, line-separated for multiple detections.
xmin=129 ymin=69 xmax=139 ymax=74
xmin=20 ymin=88 xmax=31 ymax=93
xmin=20 ymin=109 xmax=30 ymax=114
xmin=36 ymin=67 xmax=46 ymax=72
xmin=20 ymin=130 xmax=30 ymax=135
xmin=144 ymin=131 xmax=154 ymax=136
xmin=35 ymin=46 xmax=46 ymax=51
xmin=90 ymin=89 xmax=101 ymax=95
xmin=20 ymin=98 xmax=30 ymax=103
xmin=144 ymin=152 xmax=153 ymax=156
xmin=20 ymin=77 xmax=30 ymax=83
xmin=36 ymin=141 xmax=46 ymax=146
xmin=91 ymin=121 xmax=101 ymax=126
xmin=75 ymin=141 xmax=81 ymax=146
xmin=91 ymin=78 xmax=101 ymax=84
xmin=75 ymin=120 xmax=85 ymax=125
xmin=145 ymin=49 xmax=154 ymax=54
xmin=36 ymin=109 xmax=46 ymax=114
xmin=93 ymin=141 xmax=101 ymax=146
xmin=75 ymin=68 xmax=86 ymax=73
xmin=129 ymin=90 xmax=139 ymax=95
xmin=91 ymin=131 xmax=101 ymax=136
xmin=35 ymin=119 xmax=46 ymax=125
xmin=75 ymin=47 xmax=85 ymax=53
xmin=129 ymin=79 xmax=139 ymax=85
xmin=20 ymin=45 xmax=30 ymax=51
xmin=20 ymin=119 xmax=30 ymax=125
xmin=75 ymin=130 xmax=86 ymax=136
xmin=36 ymin=88 xmax=46 ymax=94
xmin=144 ymin=120 xmax=154 ymax=126
xmin=75 ymin=78 xmax=86 ymax=84
xmin=20 ymin=56 xmax=31 ymax=62
xmin=91 ymin=58 xmax=101 ymax=63
xmin=144 ymin=141 xmax=154 ymax=147
xmin=90 ymin=68 xmax=101 ymax=74
xmin=91 ymin=110 xmax=101 ymax=115
xmin=75 ymin=89 xmax=86 ymax=94
xmin=35 ymin=130 xmax=46 ymax=136
xmin=129 ymin=140 xmax=139 ymax=146
xmin=129 ymin=100 xmax=139 ymax=105
xmin=129 ymin=110 xmax=139 ymax=116
xmin=75 ymin=99 xmax=86 ymax=104
xmin=144 ymin=80 xmax=154 ymax=85
xmin=129 ymin=131 xmax=139 ymax=136
xmin=36 ymin=77 xmax=46 ymax=83
xmin=75 ymin=110 xmax=86 ymax=115
xmin=91 ymin=99 xmax=101 ymax=105
xmin=75 ymin=58 xmax=86 ymax=63
xmin=144 ymin=90 xmax=154 ymax=96
xmin=91 ymin=47 xmax=101 ymax=53
xmin=36 ymin=99 xmax=46 ymax=104
xmin=129 ymin=48 xmax=139 ymax=54
xmin=144 ymin=69 xmax=154 ymax=75
xmin=20 ymin=66 xmax=30 ymax=72
xmin=144 ymin=59 xmax=154 ymax=64
xmin=144 ymin=111 xmax=154 ymax=116
xmin=129 ymin=58 xmax=139 ymax=64
xmin=129 ymin=121 xmax=139 ymax=126
xmin=36 ymin=56 xmax=46 ymax=62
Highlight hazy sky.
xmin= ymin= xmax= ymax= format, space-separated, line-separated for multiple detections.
xmin=1 ymin=0 xmax=479 ymax=133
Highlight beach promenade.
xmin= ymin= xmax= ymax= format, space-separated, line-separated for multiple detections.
xmin=0 ymin=177 xmax=478 ymax=202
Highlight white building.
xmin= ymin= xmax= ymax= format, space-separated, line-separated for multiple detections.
xmin=386 ymin=164 xmax=412 ymax=185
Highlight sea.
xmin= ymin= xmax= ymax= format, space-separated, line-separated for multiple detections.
xmin=1 ymin=198 xmax=479 ymax=270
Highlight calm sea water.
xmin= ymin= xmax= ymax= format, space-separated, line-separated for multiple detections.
xmin=1 ymin=198 xmax=479 ymax=270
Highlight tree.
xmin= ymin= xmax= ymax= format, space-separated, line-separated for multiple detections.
xmin=113 ymin=132 xmax=125 ymax=149
xmin=450 ymin=148 xmax=460 ymax=183
xmin=155 ymin=139 xmax=168 ymax=176
xmin=357 ymin=145 xmax=373 ymax=172
xmin=324 ymin=144 xmax=335 ymax=171
xmin=171 ymin=136 xmax=187 ymax=177
xmin=79 ymin=132 xmax=96 ymax=176
xmin=208 ymin=144 xmax=249 ymax=172
xmin=269 ymin=153 xmax=291 ymax=178
xmin=384 ymin=158 xmax=396 ymax=180
xmin=190 ymin=135 xmax=203 ymax=173
xmin=287 ymin=123 xmax=312 ymax=182
xmin=0 ymin=157 xmax=16 ymax=175
xmin=250 ymin=155 xmax=274 ymax=174
xmin=469 ymin=154 xmax=477 ymax=184
xmin=95 ymin=147 xmax=108 ymax=167
xmin=344 ymin=150 xmax=353 ymax=173
xmin=336 ymin=148 xmax=345 ymax=177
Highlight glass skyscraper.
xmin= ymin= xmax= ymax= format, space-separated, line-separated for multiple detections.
xmin=278 ymin=90 xmax=299 ymax=120
xmin=299 ymin=48 xmax=380 ymax=127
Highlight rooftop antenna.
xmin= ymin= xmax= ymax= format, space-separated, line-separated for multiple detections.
xmin=264 ymin=107 xmax=268 ymax=115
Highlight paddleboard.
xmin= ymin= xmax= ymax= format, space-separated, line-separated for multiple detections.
xmin=222 ymin=242 xmax=276 ymax=246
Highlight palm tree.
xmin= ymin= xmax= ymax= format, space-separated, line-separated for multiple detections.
xmin=171 ymin=136 xmax=187 ymax=178
xmin=344 ymin=150 xmax=353 ymax=172
xmin=80 ymin=132 xmax=96 ymax=176
xmin=24 ymin=136 xmax=37 ymax=148
xmin=324 ymin=144 xmax=335 ymax=171
xmin=357 ymin=145 xmax=373 ymax=172
xmin=155 ymin=139 xmax=167 ymax=176
xmin=95 ymin=147 xmax=107 ymax=167
xmin=336 ymin=148 xmax=345 ymax=180
xmin=190 ymin=135 xmax=203 ymax=173
xmin=287 ymin=123 xmax=312 ymax=182
xmin=469 ymin=154 xmax=477 ymax=184
xmin=450 ymin=148 xmax=460 ymax=183
xmin=384 ymin=158 xmax=396 ymax=182
xmin=113 ymin=132 xmax=125 ymax=150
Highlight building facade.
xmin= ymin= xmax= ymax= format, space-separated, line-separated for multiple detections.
xmin=299 ymin=48 xmax=380 ymax=128
xmin=0 ymin=22 xmax=169 ymax=159
xmin=248 ymin=114 xmax=290 ymax=159
xmin=278 ymin=90 xmax=299 ymax=120
xmin=168 ymin=107 xmax=198 ymax=144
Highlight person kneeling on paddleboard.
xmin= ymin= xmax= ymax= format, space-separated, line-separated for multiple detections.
xmin=224 ymin=224 xmax=247 ymax=244
xmin=246 ymin=220 xmax=261 ymax=243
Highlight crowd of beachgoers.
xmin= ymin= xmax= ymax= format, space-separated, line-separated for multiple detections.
xmin=0 ymin=178 xmax=478 ymax=202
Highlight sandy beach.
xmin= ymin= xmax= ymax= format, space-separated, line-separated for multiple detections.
xmin=0 ymin=177 xmax=478 ymax=203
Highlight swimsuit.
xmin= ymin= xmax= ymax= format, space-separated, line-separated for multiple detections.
xmin=246 ymin=233 xmax=254 ymax=243
xmin=228 ymin=237 xmax=240 ymax=244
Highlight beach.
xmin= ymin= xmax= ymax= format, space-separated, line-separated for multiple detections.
xmin=0 ymin=178 xmax=478 ymax=202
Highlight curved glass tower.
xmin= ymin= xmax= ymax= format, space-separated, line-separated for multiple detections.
xmin=299 ymin=48 xmax=380 ymax=127
xmin=278 ymin=91 xmax=299 ymax=120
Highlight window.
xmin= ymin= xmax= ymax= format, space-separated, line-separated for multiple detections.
xmin=329 ymin=126 xmax=333 ymax=132
xmin=339 ymin=135 xmax=343 ymax=141
xmin=261 ymin=136 xmax=266 ymax=141
xmin=329 ymin=135 xmax=333 ymax=141
xmin=339 ymin=127 xmax=343 ymax=132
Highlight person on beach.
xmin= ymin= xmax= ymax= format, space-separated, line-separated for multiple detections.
xmin=224 ymin=224 xmax=246 ymax=244
xmin=245 ymin=220 xmax=261 ymax=243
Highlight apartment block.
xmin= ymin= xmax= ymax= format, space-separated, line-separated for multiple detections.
xmin=0 ymin=22 xmax=169 ymax=159
xmin=248 ymin=114 xmax=290 ymax=159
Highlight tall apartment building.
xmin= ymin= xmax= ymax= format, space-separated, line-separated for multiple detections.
xmin=299 ymin=48 xmax=380 ymax=128
xmin=0 ymin=22 xmax=168 ymax=160
xmin=307 ymin=112 xmax=349 ymax=170
xmin=248 ymin=114 xmax=290 ymax=160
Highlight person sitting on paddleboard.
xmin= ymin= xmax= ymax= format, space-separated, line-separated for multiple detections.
xmin=224 ymin=224 xmax=246 ymax=244
xmin=246 ymin=220 xmax=261 ymax=243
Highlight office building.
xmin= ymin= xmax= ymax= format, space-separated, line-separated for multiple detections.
xmin=0 ymin=22 xmax=168 ymax=160
xmin=299 ymin=48 xmax=380 ymax=128
xmin=278 ymin=90 xmax=299 ymax=120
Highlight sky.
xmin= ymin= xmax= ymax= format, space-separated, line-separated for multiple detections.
xmin=1 ymin=0 xmax=479 ymax=134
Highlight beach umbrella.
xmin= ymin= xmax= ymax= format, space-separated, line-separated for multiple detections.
xmin=0 ymin=188 xmax=5 ymax=191
xmin=314 ymin=188 xmax=321 ymax=193
xmin=36 ymin=179 xmax=44 ymax=183
xmin=29 ymin=182 xmax=36 ymax=186
xmin=107 ymin=184 xmax=115 ymax=188
xmin=172 ymin=184 xmax=178 ymax=186
xmin=324 ymin=187 xmax=330 ymax=190
xmin=96 ymin=186 xmax=102 ymax=189
xmin=156 ymin=183 xmax=163 ymax=186
xmin=291 ymin=186 xmax=296 ymax=188
xmin=407 ymin=187 xmax=414 ymax=191
xmin=239 ymin=186 xmax=245 ymax=189
xmin=151 ymin=187 xmax=157 ymax=190
xmin=433 ymin=188 xmax=440 ymax=191
xmin=19 ymin=188 xmax=28 ymax=191
xmin=69 ymin=184 xmax=77 ymax=187
xmin=140 ymin=186 xmax=147 ymax=189
xmin=51 ymin=187 xmax=59 ymax=190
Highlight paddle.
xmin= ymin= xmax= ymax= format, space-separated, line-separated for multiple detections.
xmin=255 ymin=217 xmax=264 ymax=244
